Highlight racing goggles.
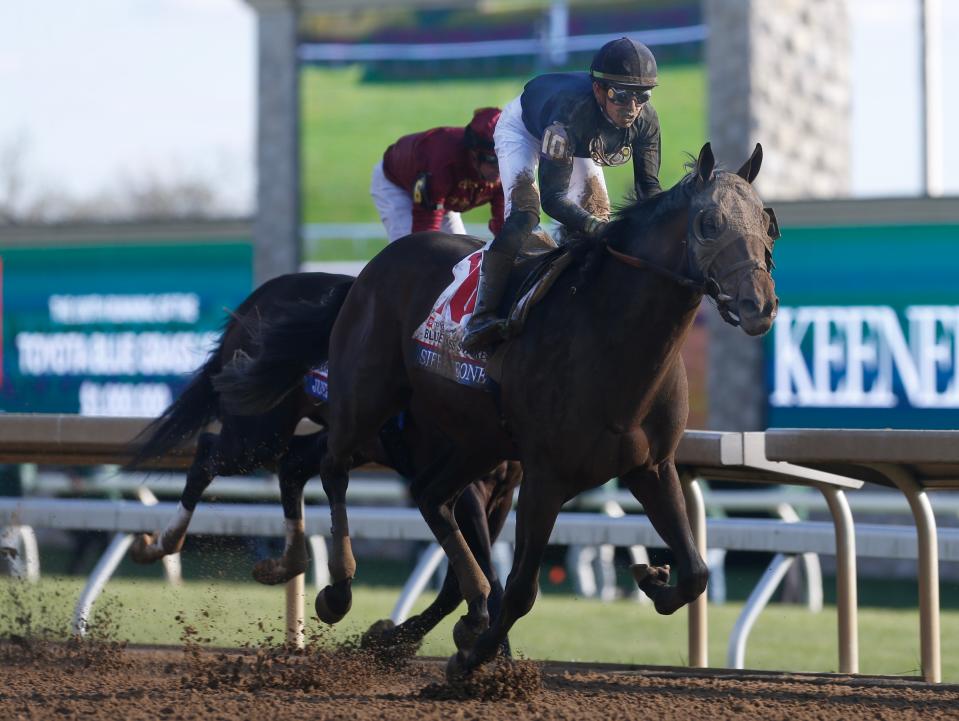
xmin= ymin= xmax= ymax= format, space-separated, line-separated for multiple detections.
xmin=606 ymin=85 xmax=652 ymax=106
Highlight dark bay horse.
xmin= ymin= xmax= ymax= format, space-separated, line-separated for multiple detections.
xmin=220 ymin=143 xmax=779 ymax=676
xmin=128 ymin=271 xmax=520 ymax=652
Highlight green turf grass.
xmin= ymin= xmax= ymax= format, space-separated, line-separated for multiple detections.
xmin=300 ymin=64 xmax=705 ymax=258
xmin=3 ymin=577 xmax=954 ymax=681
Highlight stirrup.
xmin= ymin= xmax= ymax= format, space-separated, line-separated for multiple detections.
xmin=462 ymin=314 xmax=507 ymax=354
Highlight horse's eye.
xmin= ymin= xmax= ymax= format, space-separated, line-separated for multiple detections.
xmin=701 ymin=211 xmax=723 ymax=237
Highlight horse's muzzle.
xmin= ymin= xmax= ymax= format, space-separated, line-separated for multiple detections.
xmin=737 ymin=295 xmax=778 ymax=336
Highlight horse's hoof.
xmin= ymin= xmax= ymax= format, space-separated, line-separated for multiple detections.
xmin=252 ymin=556 xmax=307 ymax=586
xmin=360 ymin=619 xmax=395 ymax=649
xmin=445 ymin=650 xmax=471 ymax=682
xmin=452 ymin=614 xmax=486 ymax=652
xmin=314 ymin=581 xmax=353 ymax=625
xmin=630 ymin=563 xmax=650 ymax=584
xmin=631 ymin=563 xmax=670 ymax=589
xmin=252 ymin=558 xmax=289 ymax=585
xmin=129 ymin=534 xmax=160 ymax=564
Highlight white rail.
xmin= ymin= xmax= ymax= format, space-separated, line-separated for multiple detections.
xmin=297 ymin=25 xmax=707 ymax=63
xmin=0 ymin=415 xmax=865 ymax=673
xmin=4 ymin=497 xmax=959 ymax=673
xmin=10 ymin=498 xmax=959 ymax=557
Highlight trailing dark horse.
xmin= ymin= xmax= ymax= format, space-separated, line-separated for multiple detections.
xmin=127 ymin=271 xmax=520 ymax=652
xmin=220 ymin=143 xmax=779 ymax=676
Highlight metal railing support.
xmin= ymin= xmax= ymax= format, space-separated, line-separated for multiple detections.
xmin=773 ymin=502 xmax=823 ymax=612
xmin=1 ymin=526 xmax=40 ymax=581
xmin=308 ymin=535 xmax=329 ymax=590
xmin=873 ymin=464 xmax=940 ymax=683
xmin=136 ymin=486 xmax=182 ymax=587
xmin=819 ymin=485 xmax=859 ymax=674
xmin=727 ymin=553 xmax=796 ymax=668
xmin=391 ymin=543 xmax=445 ymax=623
xmin=72 ymin=532 xmax=134 ymax=636
xmin=683 ymin=477 xmax=708 ymax=668
xmin=285 ymin=573 xmax=305 ymax=648
xmin=18 ymin=526 xmax=41 ymax=581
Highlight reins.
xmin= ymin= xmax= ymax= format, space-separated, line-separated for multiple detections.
xmin=604 ymin=232 xmax=768 ymax=328
xmin=604 ymin=244 xmax=706 ymax=292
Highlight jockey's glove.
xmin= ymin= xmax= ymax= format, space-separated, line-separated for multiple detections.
xmin=584 ymin=215 xmax=609 ymax=238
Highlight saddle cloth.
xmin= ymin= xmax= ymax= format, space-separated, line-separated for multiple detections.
xmin=411 ymin=243 xmax=572 ymax=390
xmin=304 ymin=363 xmax=329 ymax=400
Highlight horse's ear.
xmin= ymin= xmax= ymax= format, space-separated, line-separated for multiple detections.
xmin=695 ymin=142 xmax=715 ymax=186
xmin=736 ymin=143 xmax=763 ymax=183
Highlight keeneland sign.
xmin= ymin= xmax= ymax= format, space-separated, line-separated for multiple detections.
xmin=771 ymin=305 xmax=959 ymax=409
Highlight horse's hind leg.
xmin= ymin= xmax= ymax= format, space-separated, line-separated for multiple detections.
xmin=450 ymin=470 xmax=563 ymax=678
xmin=620 ymin=460 xmax=708 ymax=615
xmin=363 ymin=547 xmax=462 ymax=655
xmin=252 ymin=431 xmax=328 ymax=585
xmin=365 ymin=480 xmax=504 ymax=654
xmin=314 ymin=334 xmax=407 ymax=624
xmin=408 ymin=452 xmax=500 ymax=656
xmin=130 ymin=431 xmax=221 ymax=563
xmin=313 ymin=448 xmax=358 ymax=624
xmin=130 ymin=420 xmax=282 ymax=564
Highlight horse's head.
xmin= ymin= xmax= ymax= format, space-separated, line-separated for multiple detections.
xmin=686 ymin=143 xmax=780 ymax=336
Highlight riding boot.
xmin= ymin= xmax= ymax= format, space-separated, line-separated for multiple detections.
xmin=462 ymin=249 xmax=514 ymax=353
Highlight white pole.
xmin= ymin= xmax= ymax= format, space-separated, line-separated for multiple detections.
xmin=920 ymin=0 xmax=943 ymax=197
xmin=548 ymin=1 xmax=569 ymax=66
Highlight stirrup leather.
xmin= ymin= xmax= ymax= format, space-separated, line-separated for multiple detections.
xmin=462 ymin=314 xmax=508 ymax=353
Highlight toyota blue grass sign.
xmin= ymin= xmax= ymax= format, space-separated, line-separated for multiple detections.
xmin=0 ymin=225 xmax=252 ymax=417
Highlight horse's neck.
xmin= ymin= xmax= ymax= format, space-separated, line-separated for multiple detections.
xmin=615 ymin=204 xmax=690 ymax=275
xmin=587 ymin=211 xmax=700 ymax=375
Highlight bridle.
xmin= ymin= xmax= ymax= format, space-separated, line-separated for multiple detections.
xmin=604 ymin=206 xmax=777 ymax=328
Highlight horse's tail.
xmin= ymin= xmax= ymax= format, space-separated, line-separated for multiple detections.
xmin=125 ymin=343 xmax=222 ymax=470
xmin=213 ymin=280 xmax=354 ymax=415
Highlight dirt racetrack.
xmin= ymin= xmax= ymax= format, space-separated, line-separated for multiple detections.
xmin=1 ymin=640 xmax=957 ymax=721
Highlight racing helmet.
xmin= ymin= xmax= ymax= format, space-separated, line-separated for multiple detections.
xmin=590 ymin=37 xmax=658 ymax=88
xmin=464 ymin=107 xmax=501 ymax=151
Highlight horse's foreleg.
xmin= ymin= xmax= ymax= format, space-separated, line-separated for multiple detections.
xmin=252 ymin=432 xmax=327 ymax=585
xmin=314 ymin=451 xmax=356 ymax=624
xmin=620 ymin=461 xmax=708 ymax=615
xmin=483 ymin=464 xmax=520 ymax=657
xmin=455 ymin=479 xmax=509 ymax=654
xmin=130 ymin=431 xmax=220 ymax=563
xmin=450 ymin=473 xmax=561 ymax=678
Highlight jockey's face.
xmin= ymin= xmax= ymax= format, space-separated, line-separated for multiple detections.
xmin=474 ymin=150 xmax=500 ymax=182
xmin=592 ymin=81 xmax=648 ymax=129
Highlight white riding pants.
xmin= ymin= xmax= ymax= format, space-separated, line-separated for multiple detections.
xmin=494 ymin=96 xmax=610 ymax=220
xmin=370 ymin=161 xmax=466 ymax=242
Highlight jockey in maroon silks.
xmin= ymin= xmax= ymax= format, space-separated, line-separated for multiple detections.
xmin=370 ymin=107 xmax=505 ymax=242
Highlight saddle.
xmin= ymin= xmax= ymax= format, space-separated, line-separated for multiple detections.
xmin=495 ymin=229 xmax=575 ymax=342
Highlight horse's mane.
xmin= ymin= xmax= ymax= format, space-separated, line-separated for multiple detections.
xmin=566 ymin=170 xmax=697 ymax=288
xmin=609 ymin=172 xmax=696 ymax=243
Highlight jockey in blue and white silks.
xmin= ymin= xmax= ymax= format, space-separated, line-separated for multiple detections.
xmin=462 ymin=37 xmax=664 ymax=352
